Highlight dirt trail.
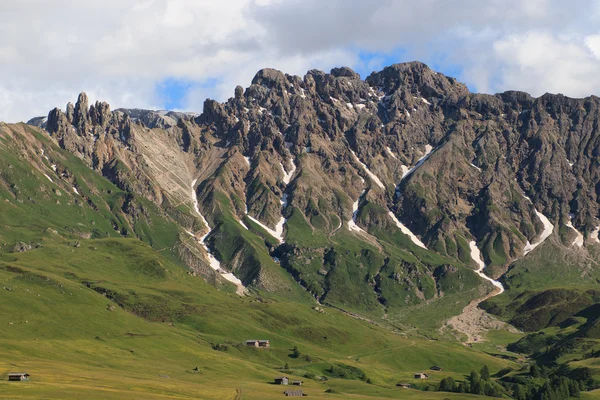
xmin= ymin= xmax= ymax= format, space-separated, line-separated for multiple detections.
xmin=234 ymin=388 xmax=243 ymax=400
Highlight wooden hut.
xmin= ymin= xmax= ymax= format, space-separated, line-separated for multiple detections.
xmin=274 ymin=376 xmax=289 ymax=385
xmin=283 ymin=389 xmax=305 ymax=396
xmin=8 ymin=373 xmax=29 ymax=381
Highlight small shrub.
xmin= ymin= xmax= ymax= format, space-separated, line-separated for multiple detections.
xmin=212 ymin=343 xmax=228 ymax=351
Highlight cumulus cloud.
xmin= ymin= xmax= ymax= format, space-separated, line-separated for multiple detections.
xmin=0 ymin=0 xmax=598 ymax=122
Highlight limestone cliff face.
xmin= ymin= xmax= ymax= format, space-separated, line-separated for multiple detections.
xmin=30 ymin=61 xmax=600 ymax=299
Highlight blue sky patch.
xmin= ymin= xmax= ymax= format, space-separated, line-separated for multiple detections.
xmin=155 ymin=77 xmax=220 ymax=110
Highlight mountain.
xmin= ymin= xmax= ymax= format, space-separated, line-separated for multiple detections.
xmin=27 ymin=62 xmax=600 ymax=300
xmin=1 ymin=61 xmax=598 ymax=398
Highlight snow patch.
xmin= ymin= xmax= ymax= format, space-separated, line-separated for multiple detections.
xmin=469 ymin=241 xmax=504 ymax=293
xmin=470 ymin=162 xmax=482 ymax=172
xmin=285 ymin=141 xmax=294 ymax=149
xmin=355 ymin=104 xmax=366 ymax=111
xmin=247 ymin=215 xmax=284 ymax=243
xmin=591 ymin=226 xmax=600 ymax=243
xmin=72 ymin=186 xmax=79 ymax=195
xmin=238 ymin=220 xmax=249 ymax=230
xmin=348 ymin=190 xmax=366 ymax=232
xmin=271 ymin=158 xmax=296 ymax=243
xmin=421 ymin=97 xmax=431 ymax=105
xmin=51 ymin=164 xmax=57 ymax=172
xmin=388 ymin=212 xmax=427 ymax=249
xmin=385 ymin=147 xmax=397 ymax=159
xmin=244 ymin=156 xmax=251 ymax=167
xmin=346 ymin=103 xmax=354 ymax=109
xmin=566 ymin=215 xmax=584 ymax=247
xmin=567 ymin=159 xmax=574 ymax=167
xmin=43 ymin=173 xmax=53 ymax=183
xmin=402 ymin=144 xmax=434 ymax=180
xmin=191 ymin=179 xmax=245 ymax=294
xmin=523 ymin=200 xmax=554 ymax=255
xmin=405 ymin=109 xmax=411 ymax=118
xmin=350 ymin=150 xmax=385 ymax=189
xmin=280 ymin=161 xmax=297 ymax=185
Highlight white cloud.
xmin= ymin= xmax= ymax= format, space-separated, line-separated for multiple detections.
xmin=0 ymin=0 xmax=598 ymax=122
xmin=491 ymin=31 xmax=600 ymax=97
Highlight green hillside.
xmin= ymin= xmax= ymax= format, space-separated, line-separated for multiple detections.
xmin=0 ymin=236 xmax=510 ymax=399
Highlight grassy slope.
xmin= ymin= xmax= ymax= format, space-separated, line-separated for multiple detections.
xmin=0 ymin=237 xmax=511 ymax=399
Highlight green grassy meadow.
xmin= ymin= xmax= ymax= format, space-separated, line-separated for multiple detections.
xmin=0 ymin=236 xmax=514 ymax=399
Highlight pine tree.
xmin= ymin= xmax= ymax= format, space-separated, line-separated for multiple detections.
xmin=530 ymin=364 xmax=541 ymax=378
xmin=480 ymin=364 xmax=491 ymax=381
xmin=558 ymin=379 xmax=570 ymax=400
xmin=438 ymin=377 xmax=456 ymax=392
xmin=438 ymin=377 xmax=450 ymax=392
xmin=469 ymin=370 xmax=480 ymax=383
xmin=464 ymin=381 xmax=471 ymax=394
xmin=471 ymin=379 xmax=483 ymax=395
xmin=569 ymin=379 xmax=580 ymax=397
xmin=469 ymin=370 xmax=482 ymax=395
xmin=513 ymin=384 xmax=525 ymax=400
xmin=291 ymin=346 xmax=300 ymax=358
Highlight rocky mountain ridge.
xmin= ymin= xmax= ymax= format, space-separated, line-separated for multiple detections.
xmin=24 ymin=61 xmax=600 ymax=317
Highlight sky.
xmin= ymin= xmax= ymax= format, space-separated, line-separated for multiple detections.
xmin=1 ymin=0 xmax=600 ymax=122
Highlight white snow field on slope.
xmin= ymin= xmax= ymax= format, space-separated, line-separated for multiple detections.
xmin=388 ymin=211 xmax=427 ymax=249
xmin=280 ymin=161 xmax=297 ymax=185
xmin=388 ymin=144 xmax=434 ymax=247
xmin=522 ymin=196 xmax=554 ymax=255
xmin=402 ymin=144 xmax=433 ymax=179
xmin=247 ymin=214 xmax=285 ymax=243
xmin=348 ymin=190 xmax=366 ymax=232
xmin=386 ymin=146 xmax=397 ymax=159
xmin=469 ymin=241 xmax=504 ymax=294
xmin=566 ymin=215 xmax=584 ymax=247
xmin=350 ymin=150 xmax=385 ymax=189
xmin=591 ymin=226 xmax=600 ymax=243
xmin=246 ymin=158 xmax=297 ymax=244
xmin=191 ymin=179 xmax=245 ymax=293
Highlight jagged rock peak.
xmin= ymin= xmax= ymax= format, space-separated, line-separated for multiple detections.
xmin=251 ymin=68 xmax=289 ymax=90
xmin=366 ymin=61 xmax=469 ymax=99
xmin=73 ymin=92 xmax=90 ymax=129
xmin=330 ymin=66 xmax=360 ymax=80
xmin=66 ymin=102 xmax=75 ymax=123
xmin=90 ymin=101 xmax=111 ymax=126
xmin=76 ymin=92 xmax=89 ymax=108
